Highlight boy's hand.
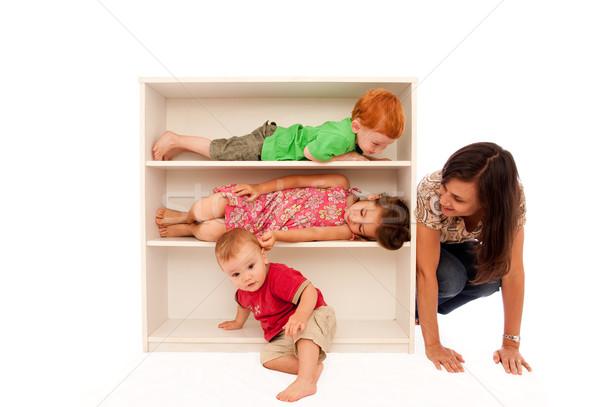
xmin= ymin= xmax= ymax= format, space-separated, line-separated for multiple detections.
xmin=233 ymin=183 xmax=260 ymax=202
xmin=364 ymin=156 xmax=392 ymax=161
xmin=329 ymin=152 xmax=369 ymax=162
xmin=259 ymin=230 xmax=275 ymax=250
xmin=284 ymin=313 xmax=307 ymax=339
xmin=218 ymin=320 xmax=244 ymax=330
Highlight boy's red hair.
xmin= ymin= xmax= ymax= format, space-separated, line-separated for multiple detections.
xmin=351 ymin=89 xmax=405 ymax=139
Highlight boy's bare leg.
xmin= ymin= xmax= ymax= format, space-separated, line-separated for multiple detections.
xmin=153 ymin=131 xmax=212 ymax=160
xmin=163 ymin=147 xmax=188 ymax=161
xmin=275 ymin=339 xmax=322 ymax=402
xmin=156 ymin=208 xmax=191 ymax=225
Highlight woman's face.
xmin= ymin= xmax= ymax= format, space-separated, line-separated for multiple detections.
xmin=344 ymin=199 xmax=384 ymax=238
xmin=439 ymin=178 xmax=482 ymax=218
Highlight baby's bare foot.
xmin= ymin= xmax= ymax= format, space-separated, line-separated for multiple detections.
xmin=156 ymin=208 xmax=190 ymax=225
xmin=153 ymin=131 xmax=179 ymax=161
xmin=276 ymin=378 xmax=317 ymax=403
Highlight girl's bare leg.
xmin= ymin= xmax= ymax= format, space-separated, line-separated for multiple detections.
xmin=152 ymin=131 xmax=212 ymax=161
xmin=158 ymin=223 xmax=195 ymax=237
xmin=156 ymin=193 xmax=227 ymax=227
xmin=159 ymin=220 xmax=226 ymax=241
xmin=186 ymin=193 xmax=228 ymax=223
xmin=156 ymin=208 xmax=191 ymax=225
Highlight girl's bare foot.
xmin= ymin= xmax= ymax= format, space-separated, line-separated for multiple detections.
xmin=153 ymin=131 xmax=179 ymax=161
xmin=156 ymin=208 xmax=190 ymax=225
xmin=276 ymin=363 xmax=322 ymax=402
xmin=158 ymin=224 xmax=195 ymax=237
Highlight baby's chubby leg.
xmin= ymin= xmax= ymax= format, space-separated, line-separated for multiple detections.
xmin=152 ymin=131 xmax=212 ymax=161
xmin=270 ymin=339 xmax=322 ymax=402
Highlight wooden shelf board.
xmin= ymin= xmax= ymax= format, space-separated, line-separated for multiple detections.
xmin=146 ymin=161 xmax=412 ymax=170
xmin=148 ymin=318 xmax=409 ymax=345
xmin=140 ymin=77 xmax=418 ymax=99
xmin=147 ymin=237 xmax=410 ymax=249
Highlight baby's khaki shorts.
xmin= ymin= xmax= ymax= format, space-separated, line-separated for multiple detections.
xmin=209 ymin=121 xmax=277 ymax=160
xmin=260 ymin=306 xmax=337 ymax=365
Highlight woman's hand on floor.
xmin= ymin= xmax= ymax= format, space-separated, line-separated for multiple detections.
xmin=425 ymin=343 xmax=465 ymax=373
xmin=493 ymin=346 xmax=532 ymax=375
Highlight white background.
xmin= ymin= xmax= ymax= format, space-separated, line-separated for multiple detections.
xmin=1 ymin=1 xmax=598 ymax=406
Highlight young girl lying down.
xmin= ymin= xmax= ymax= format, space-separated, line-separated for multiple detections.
xmin=156 ymin=173 xmax=410 ymax=250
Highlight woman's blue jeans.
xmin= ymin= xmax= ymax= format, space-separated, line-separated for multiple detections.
xmin=418 ymin=242 xmax=501 ymax=316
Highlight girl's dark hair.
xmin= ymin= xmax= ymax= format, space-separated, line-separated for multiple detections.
xmin=374 ymin=194 xmax=411 ymax=250
xmin=442 ymin=142 xmax=521 ymax=284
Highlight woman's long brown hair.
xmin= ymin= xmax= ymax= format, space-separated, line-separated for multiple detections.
xmin=442 ymin=142 xmax=521 ymax=284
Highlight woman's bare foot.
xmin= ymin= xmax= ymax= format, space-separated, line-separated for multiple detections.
xmin=153 ymin=131 xmax=180 ymax=161
xmin=156 ymin=208 xmax=190 ymax=225
xmin=158 ymin=224 xmax=195 ymax=237
xmin=276 ymin=363 xmax=322 ymax=402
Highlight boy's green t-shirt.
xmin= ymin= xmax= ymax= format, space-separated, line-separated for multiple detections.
xmin=260 ymin=118 xmax=357 ymax=161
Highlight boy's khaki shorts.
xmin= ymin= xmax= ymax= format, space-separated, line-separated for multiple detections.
xmin=209 ymin=121 xmax=277 ymax=161
xmin=260 ymin=306 xmax=337 ymax=365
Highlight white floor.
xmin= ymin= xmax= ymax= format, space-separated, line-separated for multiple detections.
xmin=84 ymin=303 xmax=559 ymax=407
xmin=75 ymin=290 xmax=592 ymax=407
xmin=90 ymin=349 xmax=549 ymax=407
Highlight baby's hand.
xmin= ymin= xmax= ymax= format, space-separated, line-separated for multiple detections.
xmin=284 ymin=313 xmax=306 ymax=339
xmin=259 ymin=230 xmax=275 ymax=250
xmin=233 ymin=183 xmax=260 ymax=202
xmin=218 ymin=320 xmax=244 ymax=330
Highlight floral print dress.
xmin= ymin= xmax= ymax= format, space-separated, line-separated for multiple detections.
xmin=214 ymin=184 xmax=356 ymax=237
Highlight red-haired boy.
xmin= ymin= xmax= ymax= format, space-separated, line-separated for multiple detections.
xmin=153 ymin=88 xmax=405 ymax=162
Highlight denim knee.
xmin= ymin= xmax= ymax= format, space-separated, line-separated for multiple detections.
xmin=436 ymin=248 xmax=468 ymax=299
xmin=475 ymin=279 xmax=501 ymax=297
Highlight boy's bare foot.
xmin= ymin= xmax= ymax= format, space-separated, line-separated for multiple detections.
xmin=158 ymin=223 xmax=195 ymax=237
xmin=153 ymin=131 xmax=179 ymax=161
xmin=276 ymin=363 xmax=322 ymax=402
xmin=156 ymin=208 xmax=190 ymax=225
xmin=163 ymin=147 xmax=187 ymax=161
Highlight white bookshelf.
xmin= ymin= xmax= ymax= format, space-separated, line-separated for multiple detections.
xmin=140 ymin=77 xmax=417 ymax=353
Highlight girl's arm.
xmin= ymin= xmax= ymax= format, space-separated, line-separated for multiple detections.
xmin=218 ymin=304 xmax=251 ymax=330
xmin=493 ymin=227 xmax=532 ymax=375
xmin=416 ymin=222 xmax=465 ymax=373
xmin=259 ymin=226 xmax=352 ymax=250
xmin=233 ymin=174 xmax=350 ymax=201
xmin=284 ymin=283 xmax=318 ymax=339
